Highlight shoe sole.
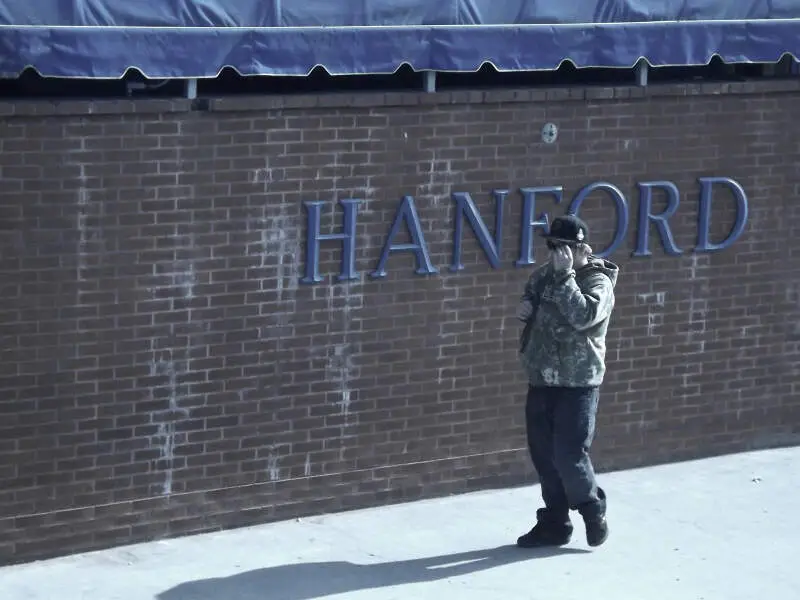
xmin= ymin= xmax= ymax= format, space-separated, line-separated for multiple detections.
xmin=587 ymin=527 xmax=609 ymax=547
xmin=516 ymin=537 xmax=572 ymax=549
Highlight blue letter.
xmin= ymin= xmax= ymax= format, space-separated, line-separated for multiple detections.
xmin=515 ymin=186 xmax=563 ymax=266
xmin=370 ymin=195 xmax=437 ymax=279
xmin=633 ymin=181 xmax=683 ymax=257
xmin=300 ymin=199 xmax=361 ymax=284
xmin=695 ymin=177 xmax=749 ymax=252
xmin=568 ymin=181 xmax=629 ymax=259
xmin=449 ymin=190 xmax=506 ymax=272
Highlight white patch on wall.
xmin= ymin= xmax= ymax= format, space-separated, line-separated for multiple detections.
xmin=687 ymin=254 xmax=710 ymax=352
xmin=246 ymin=166 xmax=310 ymax=477
xmin=266 ymin=445 xmax=281 ymax=482
xmin=155 ymin=422 xmax=176 ymax=496
xmin=424 ymin=156 xmax=446 ymax=208
xmin=149 ymin=354 xmax=190 ymax=496
xmin=269 ymin=227 xmax=295 ymax=303
xmin=145 ymin=226 xmax=203 ymax=497
xmin=688 ymin=253 xmax=701 ymax=281
xmin=331 ymin=152 xmax=340 ymax=194
xmin=250 ymin=157 xmax=297 ymax=298
xmin=326 ymin=283 xmax=363 ymax=421
xmin=146 ymin=233 xmax=198 ymax=302
xmin=76 ymin=164 xmax=89 ymax=284
xmin=328 ymin=343 xmax=354 ymax=417
xmin=688 ymin=296 xmax=709 ymax=346
xmin=637 ymin=292 xmax=666 ymax=337
xmin=252 ymin=166 xmax=273 ymax=188
xmin=250 ymin=202 xmax=299 ymax=302
xmin=321 ymin=280 xmax=365 ymax=470
xmin=171 ymin=260 xmax=197 ymax=299
xmin=73 ymin=157 xmax=107 ymax=297
xmin=672 ymin=254 xmax=712 ymax=399
xmin=420 ymin=151 xmax=465 ymax=263
xmin=438 ymin=269 xmax=461 ymax=371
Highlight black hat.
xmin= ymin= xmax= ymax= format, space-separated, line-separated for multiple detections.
xmin=543 ymin=214 xmax=589 ymax=244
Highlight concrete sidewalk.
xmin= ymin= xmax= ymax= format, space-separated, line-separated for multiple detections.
xmin=2 ymin=447 xmax=798 ymax=600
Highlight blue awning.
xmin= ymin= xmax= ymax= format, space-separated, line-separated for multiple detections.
xmin=1 ymin=1 xmax=799 ymax=79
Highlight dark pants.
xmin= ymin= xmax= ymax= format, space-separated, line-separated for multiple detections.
xmin=525 ymin=385 xmax=604 ymax=520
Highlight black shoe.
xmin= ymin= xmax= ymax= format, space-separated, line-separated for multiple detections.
xmin=579 ymin=487 xmax=609 ymax=548
xmin=516 ymin=508 xmax=573 ymax=548
xmin=584 ymin=516 xmax=609 ymax=547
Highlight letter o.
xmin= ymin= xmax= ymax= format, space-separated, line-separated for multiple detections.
xmin=567 ymin=182 xmax=629 ymax=258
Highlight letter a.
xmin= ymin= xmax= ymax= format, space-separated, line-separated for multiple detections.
xmin=370 ymin=196 xmax=437 ymax=279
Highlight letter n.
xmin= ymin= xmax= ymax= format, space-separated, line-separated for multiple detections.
xmin=449 ymin=190 xmax=506 ymax=271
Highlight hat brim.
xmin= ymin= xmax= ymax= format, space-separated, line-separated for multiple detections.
xmin=541 ymin=233 xmax=587 ymax=244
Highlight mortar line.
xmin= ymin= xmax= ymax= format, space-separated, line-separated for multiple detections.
xmin=1 ymin=447 xmax=527 ymax=522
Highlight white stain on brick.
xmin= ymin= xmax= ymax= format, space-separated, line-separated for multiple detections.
xmin=637 ymin=292 xmax=666 ymax=307
xmin=689 ymin=253 xmax=702 ymax=281
xmin=145 ymin=232 xmax=197 ymax=301
xmin=637 ymin=292 xmax=666 ymax=337
xmin=266 ymin=446 xmax=280 ymax=481
xmin=687 ymin=255 xmax=710 ymax=352
xmin=326 ymin=338 xmax=353 ymax=418
xmin=250 ymin=158 xmax=300 ymax=301
xmin=422 ymin=152 xmax=461 ymax=216
xmin=150 ymin=359 xmax=178 ymax=496
xmin=251 ymin=202 xmax=299 ymax=302
xmin=325 ymin=282 xmax=363 ymax=421
xmin=331 ymin=344 xmax=353 ymax=416
xmin=156 ymin=422 xmax=176 ymax=496
xmin=149 ymin=356 xmax=189 ymax=496
xmin=688 ymin=296 xmax=708 ymax=344
xmin=646 ymin=312 xmax=659 ymax=337
xmin=332 ymin=152 xmax=341 ymax=193
xmin=251 ymin=167 xmax=273 ymax=187
xmin=267 ymin=226 xmax=291 ymax=302
xmin=76 ymin=164 xmax=89 ymax=284
xmin=171 ymin=260 xmax=196 ymax=299
xmin=437 ymin=274 xmax=460 ymax=364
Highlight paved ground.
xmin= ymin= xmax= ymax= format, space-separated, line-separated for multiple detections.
xmin=2 ymin=446 xmax=798 ymax=600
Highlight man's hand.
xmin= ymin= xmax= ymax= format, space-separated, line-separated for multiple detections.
xmin=551 ymin=245 xmax=573 ymax=273
xmin=517 ymin=299 xmax=534 ymax=321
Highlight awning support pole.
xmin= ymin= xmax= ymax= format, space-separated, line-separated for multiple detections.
xmin=423 ymin=71 xmax=437 ymax=93
xmin=185 ymin=79 xmax=198 ymax=99
xmin=635 ymin=61 xmax=649 ymax=87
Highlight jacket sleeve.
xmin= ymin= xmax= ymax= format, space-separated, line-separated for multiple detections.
xmin=517 ymin=265 xmax=547 ymax=322
xmin=521 ymin=272 xmax=537 ymax=302
xmin=550 ymin=270 xmax=614 ymax=331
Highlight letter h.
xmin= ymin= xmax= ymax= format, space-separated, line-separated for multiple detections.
xmin=300 ymin=199 xmax=361 ymax=284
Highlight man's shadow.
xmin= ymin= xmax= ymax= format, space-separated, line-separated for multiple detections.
xmin=157 ymin=544 xmax=588 ymax=600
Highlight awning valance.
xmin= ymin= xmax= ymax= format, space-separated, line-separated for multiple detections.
xmin=1 ymin=1 xmax=798 ymax=79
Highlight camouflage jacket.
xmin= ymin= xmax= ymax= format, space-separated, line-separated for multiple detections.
xmin=518 ymin=257 xmax=619 ymax=388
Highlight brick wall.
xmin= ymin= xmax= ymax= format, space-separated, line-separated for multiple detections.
xmin=1 ymin=81 xmax=799 ymax=564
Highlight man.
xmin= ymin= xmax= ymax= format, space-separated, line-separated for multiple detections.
xmin=515 ymin=214 xmax=619 ymax=549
